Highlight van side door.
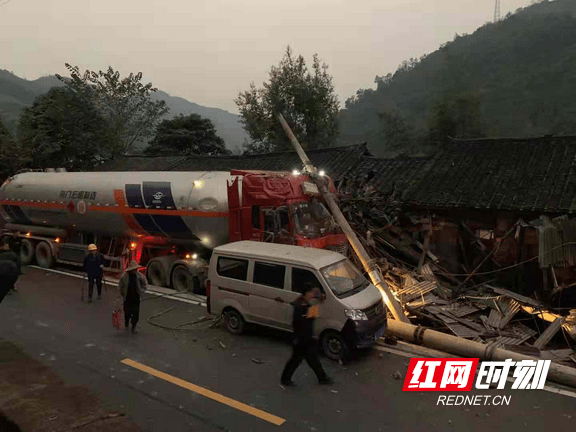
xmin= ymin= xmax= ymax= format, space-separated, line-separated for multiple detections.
xmin=289 ymin=267 xmax=329 ymax=333
xmin=247 ymin=261 xmax=293 ymax=330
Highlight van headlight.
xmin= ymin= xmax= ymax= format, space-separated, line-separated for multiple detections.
xmin=345 ymin=309 xmax=368 ymax=321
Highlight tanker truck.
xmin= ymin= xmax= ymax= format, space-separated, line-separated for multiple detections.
xmin=0 ymin=169 xmax=348 ymax=293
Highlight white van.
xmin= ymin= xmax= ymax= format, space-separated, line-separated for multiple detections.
xmin=207 ymin=241 xmax=387 ymax=360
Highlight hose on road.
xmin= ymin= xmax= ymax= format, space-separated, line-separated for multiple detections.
xmin=147 ymin=306 xmax=220 ymax=332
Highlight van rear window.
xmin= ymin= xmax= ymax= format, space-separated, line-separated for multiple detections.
xmin=217 ymin=257 xmax=249 ymax=281
xmin=253 ymin=262 xmax=286 ymax=289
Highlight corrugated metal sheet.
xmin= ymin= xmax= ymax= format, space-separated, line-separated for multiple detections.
xmin=395 ymin=280 xmax=437 ymax=303
xmin=538 ymin=216 xmax=576 ymax=267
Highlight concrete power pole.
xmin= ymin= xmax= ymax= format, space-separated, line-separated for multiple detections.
xmin=277 ymin=114 xmax=409 ymax=323
xmin=494 ymin=0 xmax=501 ymax=22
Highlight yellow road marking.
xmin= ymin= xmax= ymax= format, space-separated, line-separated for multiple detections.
xmin=121 ymin=358 xmax=286 ymax=426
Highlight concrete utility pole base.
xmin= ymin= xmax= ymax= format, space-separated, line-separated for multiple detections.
xmin=388 ymin=320 xmax=576 ymax=389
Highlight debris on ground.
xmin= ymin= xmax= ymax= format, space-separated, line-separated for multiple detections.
xmin=251 ymin=358 xmax=264 ymax=364
xmin=392 ymin=371 xmax=403 ymax=380
xmin=337 ymin=179 xmax=576 ymax=363
xmin=219 ymin=341 xmax=226 ymax=349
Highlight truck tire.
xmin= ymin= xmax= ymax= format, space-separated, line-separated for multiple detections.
xmin=321 ymin=330 xmax=349 ymax=361
xmin=35 ymin=242 xmax=54 ymax=269
xmin=171 ymin=266 xmax=191 ymax=292
xmin=147 ymin=261 xmax=167 ymax=287
xmin=20 ymin=239 xmax=35 ymax=265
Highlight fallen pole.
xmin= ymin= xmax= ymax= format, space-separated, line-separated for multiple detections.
xmin=388 ymin=320 xmax=576 ymax=389
xmin=277 ymin=114 xmax=408 ymax=323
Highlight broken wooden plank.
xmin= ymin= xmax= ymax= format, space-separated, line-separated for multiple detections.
xmin=488 ymin=285 xmax=542 ymax=308
xmin=441 ymin=303 xmax=481 ymax=318
xmin=419 ymin=263 xmax=438 ymax=282
xmin=497 ymin=299 xmax=522 ymax=329
xmin=444 ymin=323 xmax=482 ymax=338
xmin=533 ymin=317 xmax=565 ymax=350
xmin=395 ymin=280 xmax=437 ymax=303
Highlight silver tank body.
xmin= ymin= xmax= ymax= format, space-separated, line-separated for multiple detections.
xmin=0 ymin=171 xmax=236 ymax=248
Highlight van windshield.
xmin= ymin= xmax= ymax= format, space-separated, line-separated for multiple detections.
xmin=321 ymin=259 xmax=369 ymax=298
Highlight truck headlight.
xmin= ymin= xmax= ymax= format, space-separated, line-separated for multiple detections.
xmin=345 ymin=309 xmax=368 ymax=321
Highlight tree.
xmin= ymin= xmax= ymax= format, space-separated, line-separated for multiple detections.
xmin=375 ymin=110 xmax=416 ymax=152
xmin=56 ymin=64 xmax=169 ymax=154
xmin=235 ymin=46 xmax=340 ymax=154
xmin=428 ymin=94 xmax=484 ymax=145
xmin=17 ymin=88 xmax=115 ymax=170
xmin=145 ymin=114 xmax=230 ymax=156
xmin=0 ymin=117 xmax=26 ymax=179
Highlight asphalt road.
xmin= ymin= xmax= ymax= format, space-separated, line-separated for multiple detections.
xmin=0 ymin=267 xmax=575 ymax=432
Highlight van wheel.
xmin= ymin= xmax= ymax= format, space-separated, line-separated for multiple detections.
xmin=321 ymin=331 xmax=349 ymax=361
xmin=224 ymin=309 xmax=245 ymax=335
xmin=35 ymin=242 xmax=54 ymax=268
xmin=20 ymin=239 xmax=35 ymax=265
xmin=147 ymin=261 xmax=167 ymax=287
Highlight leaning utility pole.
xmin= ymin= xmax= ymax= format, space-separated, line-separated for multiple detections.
xmin=277 ymin=114 xmax=409 ymax=323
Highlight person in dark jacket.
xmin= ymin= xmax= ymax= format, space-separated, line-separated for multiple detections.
xmin=0 ymin=260 xmax=19 ymax=305
xmin=281 ymin=284 xmax=333 ymax=387
xmin=0 ymin=240 xmax=21 ymax=294
xmin=6 ymin=231 xmax=21 ymax=256
xmin=83 ymin=244 xmax=105 ymax=302
xmin=118 ymin=260 xmax=148 ymax=334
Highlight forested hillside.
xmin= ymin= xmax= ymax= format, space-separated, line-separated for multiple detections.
xmin=338 ymin=0 xmax=576 ymax=156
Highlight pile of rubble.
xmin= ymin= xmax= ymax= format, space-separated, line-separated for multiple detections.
xmin=337 ymin=177 xmax=576 ymax=367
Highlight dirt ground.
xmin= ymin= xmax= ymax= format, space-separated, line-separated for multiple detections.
xmin=0 ymin=339 xmax=141 ymax=432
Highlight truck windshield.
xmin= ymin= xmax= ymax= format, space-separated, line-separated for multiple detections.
xmin=321 ymin=259 xmax=369 ymax=298
xmin=291 ymin=200 xmax=335 ymax=237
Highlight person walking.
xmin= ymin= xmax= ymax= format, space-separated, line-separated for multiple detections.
xmin=118 ymin=260 xmax=148 ymax=334
xmin=0 ymin=240 xmax=21 ymax=294
xmin=281 ymin=284 xmax=333 ymax=387
xmin=0 ymin=259 xmax=19 ymax=305
xmin=83 ymin=244 xmax=105 ymax=302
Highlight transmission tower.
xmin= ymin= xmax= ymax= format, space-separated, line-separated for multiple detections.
xmin=494 ymin=0 xmax=501 ymax=22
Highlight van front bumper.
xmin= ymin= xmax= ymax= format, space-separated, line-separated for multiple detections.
xmin=341 ymin=314 xmax=388 ymax=349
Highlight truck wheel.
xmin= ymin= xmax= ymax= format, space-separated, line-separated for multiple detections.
xmin=224 ymin=309 xmax=245 ymax=335
xmin=35 ymin=242 xmax=54 ymax=268
xmin=321 ymin=330 xmax=349 ymax=361
xmin=171 ymin=266 xmax=191 ymax=292
xmin=20 ymin=239 xmax=35 ymax=265
xmin=147 ymin=261 xmax=167 ymax=287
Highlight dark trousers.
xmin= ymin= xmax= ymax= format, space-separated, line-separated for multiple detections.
xmin=0 ymin=281 xmax=14 ymax=305
xmin=88 ymin=276 xmax=102 ymax=298
xmin=124 ymin=302 xmax=140 ymax=328
xmin=281 ymin=340 xmax=328 ymax=383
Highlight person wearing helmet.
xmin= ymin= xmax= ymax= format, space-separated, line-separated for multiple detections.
xmin=83 ymin=244 xmax=105 ymax=302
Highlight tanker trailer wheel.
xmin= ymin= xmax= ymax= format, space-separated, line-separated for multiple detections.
xmin=171 ymin=265 xmax=191 ymax=293
xmin=20 ymin=239 xmax=36 ymax=265
xmin=147 ymin=261 xmax=167 ymax=287
xmin=35 ymin=242 xmax=55 ymax=269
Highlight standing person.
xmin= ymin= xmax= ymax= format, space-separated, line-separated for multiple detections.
xmin=0 ymin=240 xmax=21 ymax=294
xmin=281 ymin=284 xmax=333 ymax=387
xmin=6 ymin=231 xmax=21 ymax=256
xmin=0 ymin=259 xmax=19 ymax=305
xmin=118 ymin=260 xmax=148 ymax=334
xmin=83 ymin=244 xmax=105 ymax=302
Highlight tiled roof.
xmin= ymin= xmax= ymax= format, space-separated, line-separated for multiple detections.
xmin=95 ymin=144 xmax=369 ymax=178
xmin=401 ymin=136 xmax=576 ymax=214
xmin=95 ymin=136 xmax=576 ymax=215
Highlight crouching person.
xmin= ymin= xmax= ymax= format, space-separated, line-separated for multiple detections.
xmin=118 ymin=260 xmax=148 ymax=334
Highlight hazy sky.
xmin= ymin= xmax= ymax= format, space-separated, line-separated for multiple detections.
xmin=1 ymin=0 xmax=532 ymax=114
